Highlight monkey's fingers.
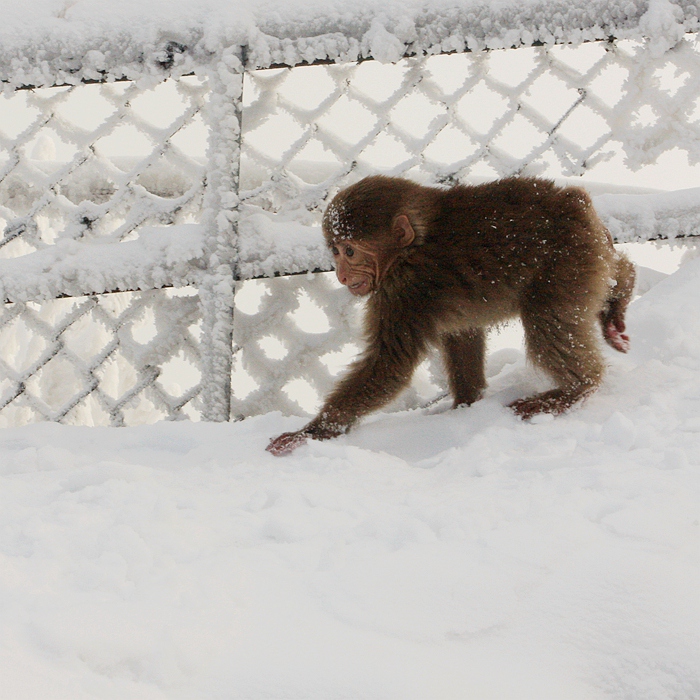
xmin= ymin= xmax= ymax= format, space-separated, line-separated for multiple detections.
xmin=509 ymin=391 xmax=569 ymax=420
xmin=509 ymin=397 xmax=543 ymax=420
xmin=510 ymin=387 xmax=593 ymax=420
xmin=266 ymin=431 xmax=308 ymax=456
xmin=603 ymin=321 xmax=630 ymax=353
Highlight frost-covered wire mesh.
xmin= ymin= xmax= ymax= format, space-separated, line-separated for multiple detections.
xmin=0 ymin=289 xmax=201 ymax=426
xmin=240 ymin=38 xmax=700 ymax=215
xmin=0 ymin=15 xmax=699 ymax=425
xmin=0 ymin=78 xmax=208 ymax=256
xmin=0 ymin=76 xmax=216 ymax=426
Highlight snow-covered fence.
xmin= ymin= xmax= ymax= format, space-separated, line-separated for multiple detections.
xmin=0 ymin=1 xmax=698 ymax=426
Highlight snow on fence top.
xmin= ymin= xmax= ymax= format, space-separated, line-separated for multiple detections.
xmin=0 ymin=0 xmax=697 ymax=87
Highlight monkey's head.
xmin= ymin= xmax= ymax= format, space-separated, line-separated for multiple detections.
xmin=322 ymin=176 xmax=422 ymax=296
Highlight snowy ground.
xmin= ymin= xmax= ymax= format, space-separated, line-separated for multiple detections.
xmin=0 ymin=252 xmax=698 ymax=700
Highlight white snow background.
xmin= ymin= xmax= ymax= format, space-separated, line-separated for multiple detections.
xmin=0 ymin=0 xmax=699 ymax=698
xmin=0 ymin=248 xmax=698 ymax=699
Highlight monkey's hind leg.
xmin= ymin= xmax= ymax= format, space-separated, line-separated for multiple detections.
xmin=440 ymin=328 xmax=487 ymax=408
xmin=511 ymin=300 xmax=606 ymax=419
xmin=600 ymin=252 xmax=635 ymax=353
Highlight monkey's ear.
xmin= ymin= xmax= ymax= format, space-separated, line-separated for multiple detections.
xmin=393 ymin=214 xmax=416 ymax=247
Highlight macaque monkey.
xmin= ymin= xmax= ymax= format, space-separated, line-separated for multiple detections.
xmin=267 ymin=176 xmax=635 ymax=456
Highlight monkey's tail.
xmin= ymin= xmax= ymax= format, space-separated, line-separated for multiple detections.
xmin=570 ymin=188 xmax=636 ymax=354
xmin=601 ymin=252 xmax=636 ymax=353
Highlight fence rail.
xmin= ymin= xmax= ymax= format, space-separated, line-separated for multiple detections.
xmin=0 ymin=5 xmax=698 ymax=426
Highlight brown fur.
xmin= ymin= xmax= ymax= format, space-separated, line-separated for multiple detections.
xmin=267 ymin=176 xmax=635 ymax=455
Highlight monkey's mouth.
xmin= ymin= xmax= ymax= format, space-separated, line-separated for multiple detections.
xmin=348 ymin=280 xmax=370 ymax=295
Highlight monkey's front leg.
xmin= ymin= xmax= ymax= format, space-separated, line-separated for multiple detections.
xmin=267 ymin=338 xmax=424 ymax=456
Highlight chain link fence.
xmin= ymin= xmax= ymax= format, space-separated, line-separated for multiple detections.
xmin=0 ymin=29 xmax=698 ymax=426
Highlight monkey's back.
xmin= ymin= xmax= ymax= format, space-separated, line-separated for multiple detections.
xmin=393 ymin=177 xmax=616 ymax=332
xmin=423 ymin=178 xmax=611 ymax=286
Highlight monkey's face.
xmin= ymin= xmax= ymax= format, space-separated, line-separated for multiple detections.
xmin=330 ymin=239 xmax=379 ymax=296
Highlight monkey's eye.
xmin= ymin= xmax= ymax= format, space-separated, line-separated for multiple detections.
xmin=331 ymin=246 xmax=339 ymax=256
xmin=345 ymin=246 xmax=354 ymax=258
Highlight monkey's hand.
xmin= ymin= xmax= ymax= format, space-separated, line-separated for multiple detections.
xmin=266 ymin=430 xmax=310 ymax=456
xmin=267 ymin=418 xmax=347 ymax=456
xmin=603 ymin=320 xmax=630 ymax=353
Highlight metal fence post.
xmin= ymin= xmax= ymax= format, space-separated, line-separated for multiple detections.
xmin=199 ymin=47 xmax=245 ymax=422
